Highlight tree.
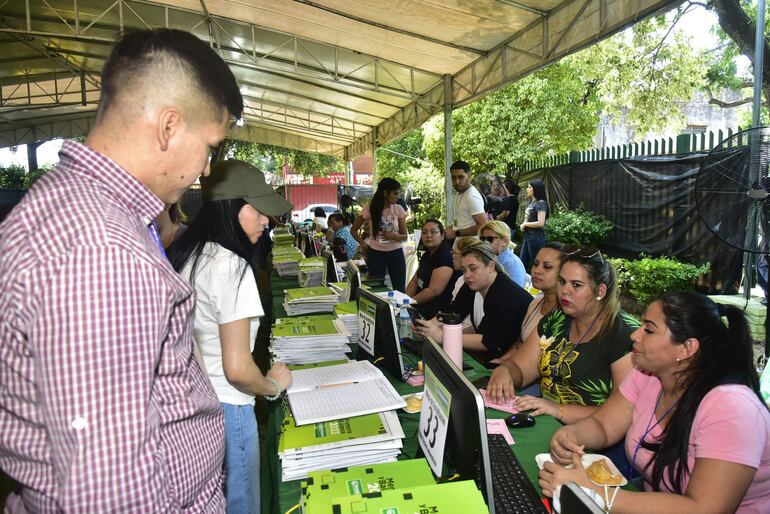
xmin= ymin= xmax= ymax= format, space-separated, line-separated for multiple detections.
xmin=424 ymin=59 xmax=602 ymax=174
xmin=224 ymin=139 xmax=342 ymax=176
xmin=0 ymin=164 xmax=26 ymax=189
xmin=708 ymin=0 xmax=770 ymax=113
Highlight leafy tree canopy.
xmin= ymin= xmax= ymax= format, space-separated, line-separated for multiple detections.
xmin=224 ymin=140 xmax=342 ymax=176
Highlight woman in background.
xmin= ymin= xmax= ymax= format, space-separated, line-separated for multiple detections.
xmin=169 ymin=160 xmax=293 ymax=514
xmin=406 ymin=219 xmax=459 ymax=319
xmin=520 ymin=179 xmax=549 ymax=273
xmin=351 ymin=177 xmax=408 ymax=291
xmin=478 ymin=220 xmax=527 ymax=287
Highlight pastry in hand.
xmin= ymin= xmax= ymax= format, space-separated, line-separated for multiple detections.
xmin=586 ymin=458 xmax=624 ymax=485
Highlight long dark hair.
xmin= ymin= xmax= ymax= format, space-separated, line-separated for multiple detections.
xmin=529 ymin=179 xmax=546 ymax=202
xmin=560 ymin=246 xmax=619 ymax=338
xmin=369 ymin=177 xmax=400 ymax=237
xmin=168 ymin=198 xmax=254 ymax=287
xmin=641 ymin=291 xmax=765 ymax=494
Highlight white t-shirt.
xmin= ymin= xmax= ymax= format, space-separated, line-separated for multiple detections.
xmin=180 ymin=242 xmax=263 ymax=406
xmin=452 ymin=185 xmax=485 ymax=231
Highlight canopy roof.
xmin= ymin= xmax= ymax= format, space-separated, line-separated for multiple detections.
xmin=0 ymin=0 xmax=680 ymax=159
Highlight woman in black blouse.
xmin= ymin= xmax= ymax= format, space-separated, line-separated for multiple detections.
xmin=406 ymin=219 xmax=459 ymax=319
xmin=413 ymin=240 xmax=532 ymax=360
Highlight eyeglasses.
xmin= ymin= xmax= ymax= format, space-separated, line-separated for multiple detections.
xmin=565 ymin=247 xmax=604 ymax=264
xmin=479 ymin=236 xmax=500 ymax=243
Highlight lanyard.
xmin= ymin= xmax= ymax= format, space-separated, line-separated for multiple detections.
xmin=148 ymin=220 xmax=167 ymax=259
xmin=629 ymin=389 xmax=677 ymax=477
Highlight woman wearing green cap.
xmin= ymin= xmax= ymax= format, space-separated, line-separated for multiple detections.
xmin=169 ymin=159 xmax=293 ymax=514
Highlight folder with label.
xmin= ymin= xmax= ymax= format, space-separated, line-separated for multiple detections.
xmin=329 ymin=480 xmax=489 ymax=514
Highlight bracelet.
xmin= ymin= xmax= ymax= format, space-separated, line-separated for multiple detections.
xmin=265 ymin=377 xmax=282 ymax=401
xmin=603 ymin=485 xmax=619 ymax=513
xmin=558 ymin=403 xmax=565 ymax=422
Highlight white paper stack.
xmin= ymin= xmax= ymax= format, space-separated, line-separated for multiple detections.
xmin=278 ymin=410 xmax=404 ymax=482
xmin=274 ymin=246 xmax=304 ymax=277
xmin=270 ymin=315 xmax=352 ymax=365
xmin=298 ymin=257 xmax=325 ymax=287
xmin=333 ymin=301 xmax=359 ymax=345
xmin=282 ymin=286 xmax=341 ymax=316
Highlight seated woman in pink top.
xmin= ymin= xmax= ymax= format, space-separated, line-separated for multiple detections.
xmin=540 ymin=291 xmax=770 ymax=514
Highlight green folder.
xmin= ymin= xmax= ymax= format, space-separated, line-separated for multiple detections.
xmin=301 ymin=459 xmax=435 ymax=514
xmin=279 ymin=410 xmax=396 ymax=455
xmin=284 ymin=286 xmax=337 ymax=302
xmin=272 ymin=315 xmax=340 ymax=337
xmin=328 ymin=480 xmax=489 ymax=514
xmin=333 ymin=301 xmax=358 ymax=316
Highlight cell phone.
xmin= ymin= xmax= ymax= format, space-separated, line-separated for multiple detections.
xmin=405 ymin=305 xmax=423 ymax=323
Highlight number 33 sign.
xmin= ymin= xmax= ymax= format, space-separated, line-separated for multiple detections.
xmin=418 ymin=366 xmax=451 ymax=476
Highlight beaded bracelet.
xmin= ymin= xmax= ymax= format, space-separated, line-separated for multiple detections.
xmin=603 ymin=484 xmax=619 ymax=513
xmin=265 ymin=377 xmax=282 ymax=401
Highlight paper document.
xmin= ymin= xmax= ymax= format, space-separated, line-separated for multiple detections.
xmin=286 ymin=361 xmax=406 ymax=425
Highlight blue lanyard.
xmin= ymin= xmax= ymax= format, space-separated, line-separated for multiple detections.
xmin=629 ymin=389 xmax=677 ymax=477
xmin=148 ymin=221 xmax=167 ymax=259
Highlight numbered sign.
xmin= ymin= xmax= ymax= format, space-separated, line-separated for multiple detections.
xmin=357 ymin=294 xmax=377 ymax=356
xmin=418 ymin=366 xmax=451 ymax=477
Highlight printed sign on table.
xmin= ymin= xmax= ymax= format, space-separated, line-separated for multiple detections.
xmin=357 ymin=294 xmax=377 ymax=355
xmin=418 ymin=366 xmax=451 ymax=477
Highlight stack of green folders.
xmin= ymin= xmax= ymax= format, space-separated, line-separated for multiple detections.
xmin=283 ymin=286 xmax=341 ymax=316
xmin=333 ymin=301 xmax=358 ymax=345
xmin=270 ymin=314 xmax=351 ymax=365
xmin=279 ymin=410 xmax=405 ymax=482
xmin=298 ymin=256 xmax=326 ymax=287
xmin=273 ymin=231 xmax=295 ymax=245
xmin=299 ymin=459 xmax=488 ymax=514
xmin=274 ymin=245 xmax=304 ymax=277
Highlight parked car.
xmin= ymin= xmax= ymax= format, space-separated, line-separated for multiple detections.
xmin=292 ymin=203 xmax=338 ymax=223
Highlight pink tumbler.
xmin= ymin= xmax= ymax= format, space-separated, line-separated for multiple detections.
xmin=439 ymin=312 xmax=463 ymax=369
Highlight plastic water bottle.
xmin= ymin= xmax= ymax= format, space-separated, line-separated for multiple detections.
xmin=387 ymin=291 xmax=398 ymax=310
xmin=398 ymin=298 xmax=412 ymax=341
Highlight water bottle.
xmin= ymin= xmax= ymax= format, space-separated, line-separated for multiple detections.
xmin=438 ymin=312 xmax=464 ymax=369
xmin=398 ymin=298 xmax=412 ymax=341
xmin=387 ymin=291 xmax=398 ymax=310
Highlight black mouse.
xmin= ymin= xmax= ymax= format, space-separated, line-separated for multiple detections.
xmin=505 ymin=413 xmax=536 ymax=428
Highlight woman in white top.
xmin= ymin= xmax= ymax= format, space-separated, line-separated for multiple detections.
xmin=351 ymin=177 xmax=408 ymax=291
xmin=169 ymin=160 xmax=293 ymax=514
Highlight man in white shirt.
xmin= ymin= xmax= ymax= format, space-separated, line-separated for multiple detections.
xmin=445 ymin=160 xmax=487 ymax=240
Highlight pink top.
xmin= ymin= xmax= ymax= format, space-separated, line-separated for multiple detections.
xmin=361 ymin=203 xmax=406 ymax=252
xmin=619 ymin=368 xmax=770 ymax=513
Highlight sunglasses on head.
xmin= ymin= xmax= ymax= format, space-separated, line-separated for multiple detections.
xmin=565 ymin=247 xmax=604 ymax=264
xmin=479 ymin=235 xmax=499 ymax=243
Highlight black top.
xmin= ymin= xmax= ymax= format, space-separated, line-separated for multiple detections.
xmin=503 ymin=194 xmax=519 ymax=232
xmin=523 ymin=199 xmax=548 ymax=240
xmin=450 ymin=273 xmax=532 ymax=358
xmin=415 ymin=245 xmax=460 ymax=319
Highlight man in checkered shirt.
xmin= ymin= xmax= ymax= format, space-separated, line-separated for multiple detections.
xmin=0 ymin=29 xmax=242 ymax=512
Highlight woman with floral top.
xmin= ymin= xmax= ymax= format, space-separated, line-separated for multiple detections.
xmin=487 ymin=246 xmax=636 ymax=424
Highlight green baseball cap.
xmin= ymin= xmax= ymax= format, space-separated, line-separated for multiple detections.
xmin=201 ymin=159 xmax=293 ymax=216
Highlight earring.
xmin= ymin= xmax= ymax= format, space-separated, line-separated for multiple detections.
xmin=596 ymin=296 xmax=602 ymax=301
xmin=676 ymin=358 xmax=681 ymax=364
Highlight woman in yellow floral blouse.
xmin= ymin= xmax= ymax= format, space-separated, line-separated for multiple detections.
xmin=487 ymin=247 xmax=637 ymax=424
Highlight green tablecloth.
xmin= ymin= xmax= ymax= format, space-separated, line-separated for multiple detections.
xmin=260 ymin=271 xmax=561 ymax=514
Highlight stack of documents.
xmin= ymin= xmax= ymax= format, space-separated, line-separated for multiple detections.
xmin=301 ymin=459 xmax=436 ymax=513
xmin=283 ymin=286 xmax=341 ymax=316
xmin=273 ymin=231 xmax=295 ymax=245
xmin=298 ymin=256 xmax=326 ymax=287
xmin=274 ymin=246 xmax=304 ymax=277
xmin=329 ymin=480 xmax=488 ymax=514
xmin=285 ymin=360 xmax=406 ymax=425
xmin=270 ymin=315 xmax=352 ymax=364
xmin=279 ymin=410 xmax=405 ymax=482
xmin=333 ymin=301 xmax=359 ymax=345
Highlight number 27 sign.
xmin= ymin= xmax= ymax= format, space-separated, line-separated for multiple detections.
xmin=418 ymin=366 xmax=451 ymax=477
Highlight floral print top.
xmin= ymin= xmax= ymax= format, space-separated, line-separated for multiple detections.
xmin=536 ymin=309 xmax=638 ymax=405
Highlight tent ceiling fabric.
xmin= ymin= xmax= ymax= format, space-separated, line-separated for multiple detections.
xmin=0 ymin=0 xmax=680 ymax=158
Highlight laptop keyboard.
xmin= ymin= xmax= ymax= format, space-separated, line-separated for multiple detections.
xmin=487 ymin=433 xmax=548 ymax=514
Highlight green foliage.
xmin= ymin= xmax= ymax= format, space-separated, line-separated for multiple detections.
xmin=376 ymin=129 xmax=425 ymax=179
xmin=0 ymin=164 xmax=27 ymax=189
xmin=578 ymin=15 xmax=707 ymax=136
xmin=610 ymin=256 xmax=711 ymax=306
xmin=424 ymin=60 xmax=601 ymax=173
xmin=25 ymin=165 xmax=53 ymax=188
xmin=544 ymin=206 xmax=614 ymax=247
xmin=224 ymin=140 xmax=341 ymax=176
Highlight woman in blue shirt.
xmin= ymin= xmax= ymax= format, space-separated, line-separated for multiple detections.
xmin=478 ymin=220 xmax=527 ymax=287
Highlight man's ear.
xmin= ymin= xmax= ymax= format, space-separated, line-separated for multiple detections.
xmin=157 ymin=106 xmax=182 ymax=152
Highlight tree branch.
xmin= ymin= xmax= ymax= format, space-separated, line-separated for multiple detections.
xmin=705 ymin=85 xmax=753 ymax=107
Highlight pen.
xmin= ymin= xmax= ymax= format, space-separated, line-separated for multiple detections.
xmin=317 ymin=381 xmax=360 ymax=389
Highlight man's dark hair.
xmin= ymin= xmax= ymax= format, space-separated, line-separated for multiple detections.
xmin=328 ymin=213 xmax=347 ymax=225
xmin=99 ymin=29 xmax=243 ymax=121
xmin=450 ymin=160 xmax=470 ymax=174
